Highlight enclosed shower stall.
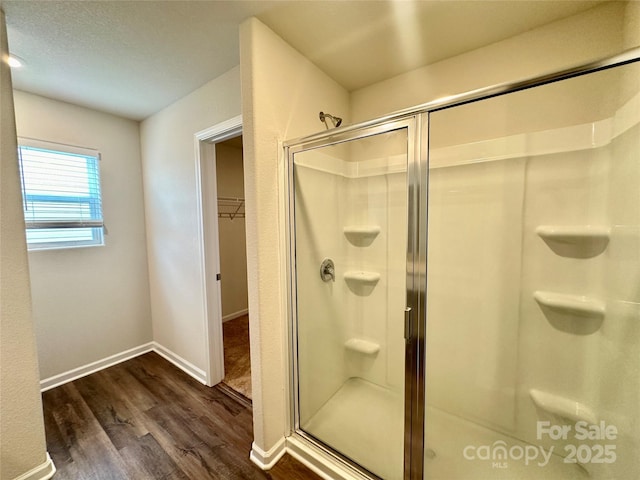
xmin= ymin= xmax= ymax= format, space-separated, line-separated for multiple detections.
xmin=285 ymin=50 xmax=640 ymax=480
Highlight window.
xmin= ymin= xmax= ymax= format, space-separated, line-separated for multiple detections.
xmin=17 ymin=138 xmax=104 ymax=250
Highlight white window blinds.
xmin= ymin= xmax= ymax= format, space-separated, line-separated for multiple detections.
xmin=17 ymin=138 xmax=104 ymax=250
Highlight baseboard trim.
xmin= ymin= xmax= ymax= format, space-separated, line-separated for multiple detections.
xmin=13 ymin=452 xmax=56 ymax=480
xmin=249 ymin=439 xmax=286 ymax=470
xmin=40 ymin=342 xmax=207 ymax=391
xmin=152 ymin=342 xmax=207 ymax=385
xmin=222 ymin=309 xmax=249 ymax=323
xmin=40 ymin=344 xmax=154 ymax=391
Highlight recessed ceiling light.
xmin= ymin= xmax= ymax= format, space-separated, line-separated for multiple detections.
xmin=8 ymin=55 xmax=24 ymax=68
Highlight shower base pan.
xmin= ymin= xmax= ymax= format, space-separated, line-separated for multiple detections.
xmin=302 ymin=377 xmax=404 ymax=479
xmin=424 ymin=407 xmax=588 ymax=479
xmin=301 ymin=378 xmax=587 ymax=480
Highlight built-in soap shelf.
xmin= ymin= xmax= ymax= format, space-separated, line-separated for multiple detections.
xmin=533 ymin=291 xmax=605 ymax=319
xmin=344 ymin=338 xmax=380 ymax=355
xmin=536 ymin=225 xmax=610 ymax=243
xmin=536 ymin=225 xmax=610 ymax=258
xmin=343 ymin=226 xmax=381 ymax=237
xmin=530 ymin=389 xmax=597 ymax=425
xmin=343 ymin=225 xmax=381 ymax=247
xmin=343 ymin=271 xmax=380 ymax=285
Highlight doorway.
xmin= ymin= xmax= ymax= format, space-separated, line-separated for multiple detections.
xmin=195 ymin=115 xmax=251 ymax=401
xmin=214 ymin=135 xmax=252 ymax=400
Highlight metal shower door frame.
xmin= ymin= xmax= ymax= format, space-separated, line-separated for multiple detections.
xmin=284 ymin=114 xmax=428 ymax=480
xmin=283 ymin=46 xmax=640 ymax=480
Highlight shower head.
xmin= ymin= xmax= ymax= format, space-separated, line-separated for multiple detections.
xmin=319 ymin=111 xmax=343 ymax=129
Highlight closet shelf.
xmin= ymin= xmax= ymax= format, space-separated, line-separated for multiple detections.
xmin=536 ymin=225 xmax=609 ymax=257
xmin=533 ymin=291 xmax=605 ymax=319
xmin=218 ymin=196 xmax=245 ymax=220
xmin=343 ymin=271 xmax=380 ymax=285
xmin=343 ymin=226 xmax=381 ymax=246
xmin=530 ymin=389 xmax=597 ymax=425
xmin=344 ymin=338 xmax=380 ymax=355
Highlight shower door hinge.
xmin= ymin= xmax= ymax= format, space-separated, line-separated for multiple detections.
xmin=404 ymin=307 xmax=413 ymax=340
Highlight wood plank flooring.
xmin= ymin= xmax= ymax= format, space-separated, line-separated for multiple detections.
xmin=42 ymin=352 xmax=320 ymax=480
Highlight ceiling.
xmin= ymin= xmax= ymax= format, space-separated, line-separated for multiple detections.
xmin=2 ymin=0 xmax=605 ymax=121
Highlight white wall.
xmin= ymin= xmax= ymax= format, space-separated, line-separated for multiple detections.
xmin=140 ymin=67 xmax=241 ymax=372
xmin=215 ymin=141 xmax=248 ymax=320
xmin=13 ymin=91 xmax=152 ymax=380
xmin=239 ymin=16 xmax=350 ymax=454
xmin=0 ymin=9 xmax=51 ymax=480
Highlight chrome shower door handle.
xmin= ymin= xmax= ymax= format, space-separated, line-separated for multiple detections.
xmin=320 ymin=258 xmax=335 ymax=282
xmin=404 ymin=307 xmax=413 ymax=340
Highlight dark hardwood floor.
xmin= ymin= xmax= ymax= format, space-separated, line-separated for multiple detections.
xmin=42 ymin=352 xmax=320 ymax=480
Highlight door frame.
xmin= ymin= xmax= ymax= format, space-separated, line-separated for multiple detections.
xmin=283 ymin=115 xmax=425 ymax=480
xmin=194 ymin=114 xmax=243 ymax=386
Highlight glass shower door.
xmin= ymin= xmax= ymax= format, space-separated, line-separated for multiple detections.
xmin=424 ymin=60 xmax=640 ymax=480
xmin=290 ymin=121 xmax=417 ymax=479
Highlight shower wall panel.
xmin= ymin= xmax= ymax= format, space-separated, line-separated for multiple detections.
xmin=426 ymin=159 xmax=524 ymax=432
xmin=516 ymin=116 xmax=640 ymax=479
xmin=345 ymin=133 xmax=408 ymax=392
xmin=294 ymin=145 xmax=407 ymax=401
xmin=295 ymin=149 xmax=407 ymax=425
xmin=346 ymin=172 xmax=406 ymax=391
xmin=294 ymin=155 xmax=349 ymax=425
xmin=601 ymin=120 xmax=640 ymax=477
xmin=292 ymin=128 xmax=409 ymax=479
xmin=517 ymin=144 xmax=610 ymax=474
xmin=425 ymin=66 xmax=640 ymax=479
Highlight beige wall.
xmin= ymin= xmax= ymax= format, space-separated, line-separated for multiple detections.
xmin=13 ymin=91 xmax=152 ymax=380
xmin=239 ymin=17 xmax=350 ymax=452
xmin=214 ymin=141 xmax=248 ymax=320
xmin=623 ymin=0 xmax=640 ymax=49
xmin=350 ymin=2 xmax=632 ymax=123
xmin=0 ymin=9 xmax=50 ymax=480
xmin=140 ymin=66 xmax=241 ymax=371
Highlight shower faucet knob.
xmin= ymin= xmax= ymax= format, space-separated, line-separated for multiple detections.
xmin=320 ymin=258 xmax=335 ymax=282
